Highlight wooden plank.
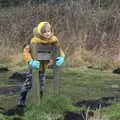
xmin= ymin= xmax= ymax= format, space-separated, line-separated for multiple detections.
xmin=51 ymin=44 xmax=60 ymax=96
xmin=37 ymin=53 xmax=51 ymax=60
xmin=54 ymin=66 xmax=60 ymax=96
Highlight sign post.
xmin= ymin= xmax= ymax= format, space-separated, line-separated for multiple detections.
xmin=31 ymin=43 xmax=40 ymax=104
xmin=29 ymin=43 xmax=60 ymax=104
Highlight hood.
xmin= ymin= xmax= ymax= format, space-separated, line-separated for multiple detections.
xmin=36 ymin=21 xmax=50 ymax=35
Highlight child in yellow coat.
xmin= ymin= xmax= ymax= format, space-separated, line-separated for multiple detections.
xmin=18 ymin=21 xmax=65 ymax=106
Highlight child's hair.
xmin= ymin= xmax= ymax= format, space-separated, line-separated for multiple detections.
xmin=33 ymin=23 xmax=52 ymax=35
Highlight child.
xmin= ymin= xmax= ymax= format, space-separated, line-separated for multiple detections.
xmin=17 ymin=21 xmax=65 ymax=106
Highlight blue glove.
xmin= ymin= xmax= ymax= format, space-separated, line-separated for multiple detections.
xmin=29 ymin=60 xmax=40 ymax=69
xmin=56 ymin=56 xmax=65 ymax=66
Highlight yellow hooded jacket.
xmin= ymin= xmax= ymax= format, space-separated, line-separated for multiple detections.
xmin=23 ymin=22 xmax=65 ymax=71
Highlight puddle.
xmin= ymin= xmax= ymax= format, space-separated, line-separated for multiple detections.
xmin=9 ymin=72 xmax=27 ymax=82
xmin=0 ymin=67 xmax=9 ymax=72
xmin=0 ymin=86 xmax=21 ymax=94
xmin=2 ymin=105 xmax=25 ymax=116
xmin=75 ymin=99 xmax=110 ymax=109
xmin=112 ymin=67 xmax=120 ymax=74
xmin=64 ymin=111 xmax=94 ymax=120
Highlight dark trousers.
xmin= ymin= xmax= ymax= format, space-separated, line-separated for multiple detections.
xmin=18 ymin=69 xmax=45 ymax=105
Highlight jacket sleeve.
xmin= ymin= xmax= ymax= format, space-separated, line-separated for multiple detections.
xmin=59 ymin=44 xmax=65 ymax=56
xmin=23 ymin=45 xmax=33 ymax=63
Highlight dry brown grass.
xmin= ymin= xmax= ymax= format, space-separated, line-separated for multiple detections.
xmin=89 ymin=110 xmax=110 ymax=120
xmin=0 ymin=1 xmax=120 ymax=69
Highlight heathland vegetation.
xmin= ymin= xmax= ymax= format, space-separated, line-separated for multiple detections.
xmin=0 ymin=1 xmax=120 ymax=120
xmin=0 ymin=0 xmax=120 ymax=69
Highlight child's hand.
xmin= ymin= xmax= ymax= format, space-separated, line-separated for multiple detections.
xmin=48 ymin=60 xmax=54 ymax=67
xmin=56 ymin=56 xmax=65 ymax=66
xmin=29 ymin=60 xmax=40 ymax=69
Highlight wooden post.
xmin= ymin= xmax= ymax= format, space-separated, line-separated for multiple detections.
xmin=30 ymin=43 xmax=40 ymax=104
xmin=54 ymin=66 xmax=60 ymax=96
xmin=52 ymin=45 xmax=60 ymax=96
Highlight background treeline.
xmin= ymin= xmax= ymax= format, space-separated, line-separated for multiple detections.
xmin=0 ymin=0 xmax=119 ymax=7
xmin=0 ymin=0 xmax=65 ymax=7
xmin=0 ymin=0 xmax=120 ymax=69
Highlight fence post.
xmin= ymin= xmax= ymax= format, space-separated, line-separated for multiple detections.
xmin=54 ymin=66 xmax=60 ymax=96
xmin=30 ymin=43 xmax=40 ymax=104
xmin=52 ymin=45 xmax=60 ymax=96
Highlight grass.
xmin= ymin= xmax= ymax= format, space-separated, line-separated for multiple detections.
xmin=103 ymin=103 xmax=120 ymax=118
xmin=60 ymin=68 xmax=120 ymax=101
xmin=0 ymin=94 xmax=18 ymax=109
xmin=1 ymin=66 xmax=120 ymax=119
xmin=24 ymin=96 xmax=83 ymax=120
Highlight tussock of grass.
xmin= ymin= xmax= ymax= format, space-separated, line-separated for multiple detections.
xmin=0 ymin=114 xmax=5 ymax=120
xmin=102 ymin=103 xmax=120 ymax=119
xmin=24 ymin=96 xmax=83 ymax=120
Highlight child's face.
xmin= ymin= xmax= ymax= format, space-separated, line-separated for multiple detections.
xmin=42 ymin=24 xmax=52 ymax=39
xmin=42 ymin=29 xmax=52 ymax=39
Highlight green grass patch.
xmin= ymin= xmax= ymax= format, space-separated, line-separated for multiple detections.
xmin=60 ymin=68 xmax=120 ymax=101
xmin=24 ymin=96 xmax=84 ymax=120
